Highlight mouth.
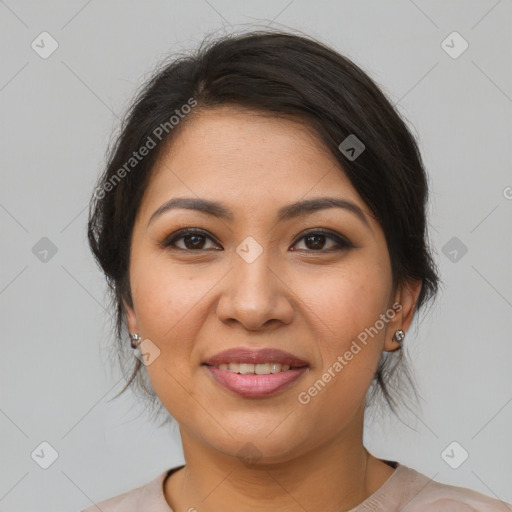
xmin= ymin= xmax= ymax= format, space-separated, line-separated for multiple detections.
xmin=209 ymin=362 xmax=301 ymax=374
xmin=202 ymin=348 xmax=309 ymax=398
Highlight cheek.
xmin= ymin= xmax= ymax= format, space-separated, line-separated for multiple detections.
xmin=296 ymin=257 xmax=392 ymax=407
xmin=128 ymin=255 xmax=218 ymax=405
xmin=129 ymin=260 xmax=203 ymax=419
xmin=307 ymin=261 xmax=392 ymax=346
xmin=292 ymin=278 xmax=389 ymax=435
xmin=129 ymin=254 xmax=212 ymax=340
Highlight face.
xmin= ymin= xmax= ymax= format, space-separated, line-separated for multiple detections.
xmin=126 ymin=106 xmax=417 ymax=464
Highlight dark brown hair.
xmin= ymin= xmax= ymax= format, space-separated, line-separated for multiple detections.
xmin=88 ymin=29 xmax=439 ymax=423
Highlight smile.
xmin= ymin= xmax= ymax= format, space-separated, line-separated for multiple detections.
xmin=213 ymin=362 xmax=296 ymax=374
xmin=203 ymin=363 xmax=308 ymax=398
xmin=202 ymin=347 xmax=309 ymax=398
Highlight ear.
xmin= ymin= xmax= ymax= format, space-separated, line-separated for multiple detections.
xmin=383 ymin=279 xmax=422 ymax=352
xmin=123 ymin=299 xmax=139 ymax=334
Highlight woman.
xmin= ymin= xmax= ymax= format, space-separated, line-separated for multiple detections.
xmin=84 ymin=30 xmax=510 ymax=511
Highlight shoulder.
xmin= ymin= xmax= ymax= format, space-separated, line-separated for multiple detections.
xmin=395 ymin=464 xmax=512 ymax=512
xmin=80 ymin=468 xmax=175 ymax=512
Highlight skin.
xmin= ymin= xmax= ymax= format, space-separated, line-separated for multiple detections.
xmin=125 ymin=106 xmax=422 ymax=512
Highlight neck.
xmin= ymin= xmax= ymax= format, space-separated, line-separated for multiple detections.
xmin=165 ymin=414 xmax=395 ymax=512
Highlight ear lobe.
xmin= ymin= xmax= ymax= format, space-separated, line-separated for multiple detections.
xmin=399 ymin=279 xmax=422 ymax=332
xmin=123 ymin=299 xmax=138 ymax=334
xmin=384 ymin=279 xmax=422 ymax=352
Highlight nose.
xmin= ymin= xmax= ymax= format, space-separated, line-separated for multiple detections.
xmin=215 ymin=248 xmax=294 ymax=332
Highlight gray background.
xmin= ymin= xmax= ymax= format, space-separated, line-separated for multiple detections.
xmin=1 ymin=1 xmax=511 ymax=510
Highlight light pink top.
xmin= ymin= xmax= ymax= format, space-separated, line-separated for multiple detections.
xmin=82 ymin=462 xmax=512 ymax=511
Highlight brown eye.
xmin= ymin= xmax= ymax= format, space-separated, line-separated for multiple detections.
xmin=291 ymin=230 xmax=353 ymax=252
xmin=304 ymin=234 xmax=329 ymax=250
xmin=161 ymin=229 xmax=221 ymax=251
xmin=181 ymin=234 xmax=207 ymax=250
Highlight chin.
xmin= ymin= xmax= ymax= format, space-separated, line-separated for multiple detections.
xmin=203 ymin=428 xmax=312 ymax=467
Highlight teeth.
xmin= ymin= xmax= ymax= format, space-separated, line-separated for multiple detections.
xmin=255 ymin=363 xmax=270 ymax=375
xmin=239 ymin=363 xmax=254 ymax=374
xmin=216 ymin=362 xmax=293 ymax=374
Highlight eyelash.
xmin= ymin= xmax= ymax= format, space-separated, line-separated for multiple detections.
xmin=159 ymin=228 xmax=354 ymax=253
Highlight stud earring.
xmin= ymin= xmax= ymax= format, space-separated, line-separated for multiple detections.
xmin=392 ymin=329 xmax=405 ymax=345
xmin=129 ymin=332 xmax=141 ymax=349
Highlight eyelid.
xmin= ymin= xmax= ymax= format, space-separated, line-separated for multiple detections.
xmin=160 ymin=228 xmax=222 ymax=250
xmin=290 ymin=228 xmax=354 ymax=250
xmin=160 ymin=227 xmax=354 ymax=252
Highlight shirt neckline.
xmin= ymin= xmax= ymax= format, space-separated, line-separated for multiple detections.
xmin=159 ymin=460 xmax=405 ymax=511
xmin=347 ymin=460 xmax=408 ymax=511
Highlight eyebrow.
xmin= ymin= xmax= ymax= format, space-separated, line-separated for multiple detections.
xmin=147 ymin=196 xmax=371 ymax=228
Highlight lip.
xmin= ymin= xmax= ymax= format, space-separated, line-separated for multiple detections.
xmin=202 ymin=348 xmax=309 ymax=367
xmin=204 ymin=366 xmax=308 ymax=398
xmin=202 ymin=347 xmax=309 ymax=398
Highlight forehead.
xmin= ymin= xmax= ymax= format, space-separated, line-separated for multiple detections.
xmin=139 ymin=107 xmax=364 ymax=219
